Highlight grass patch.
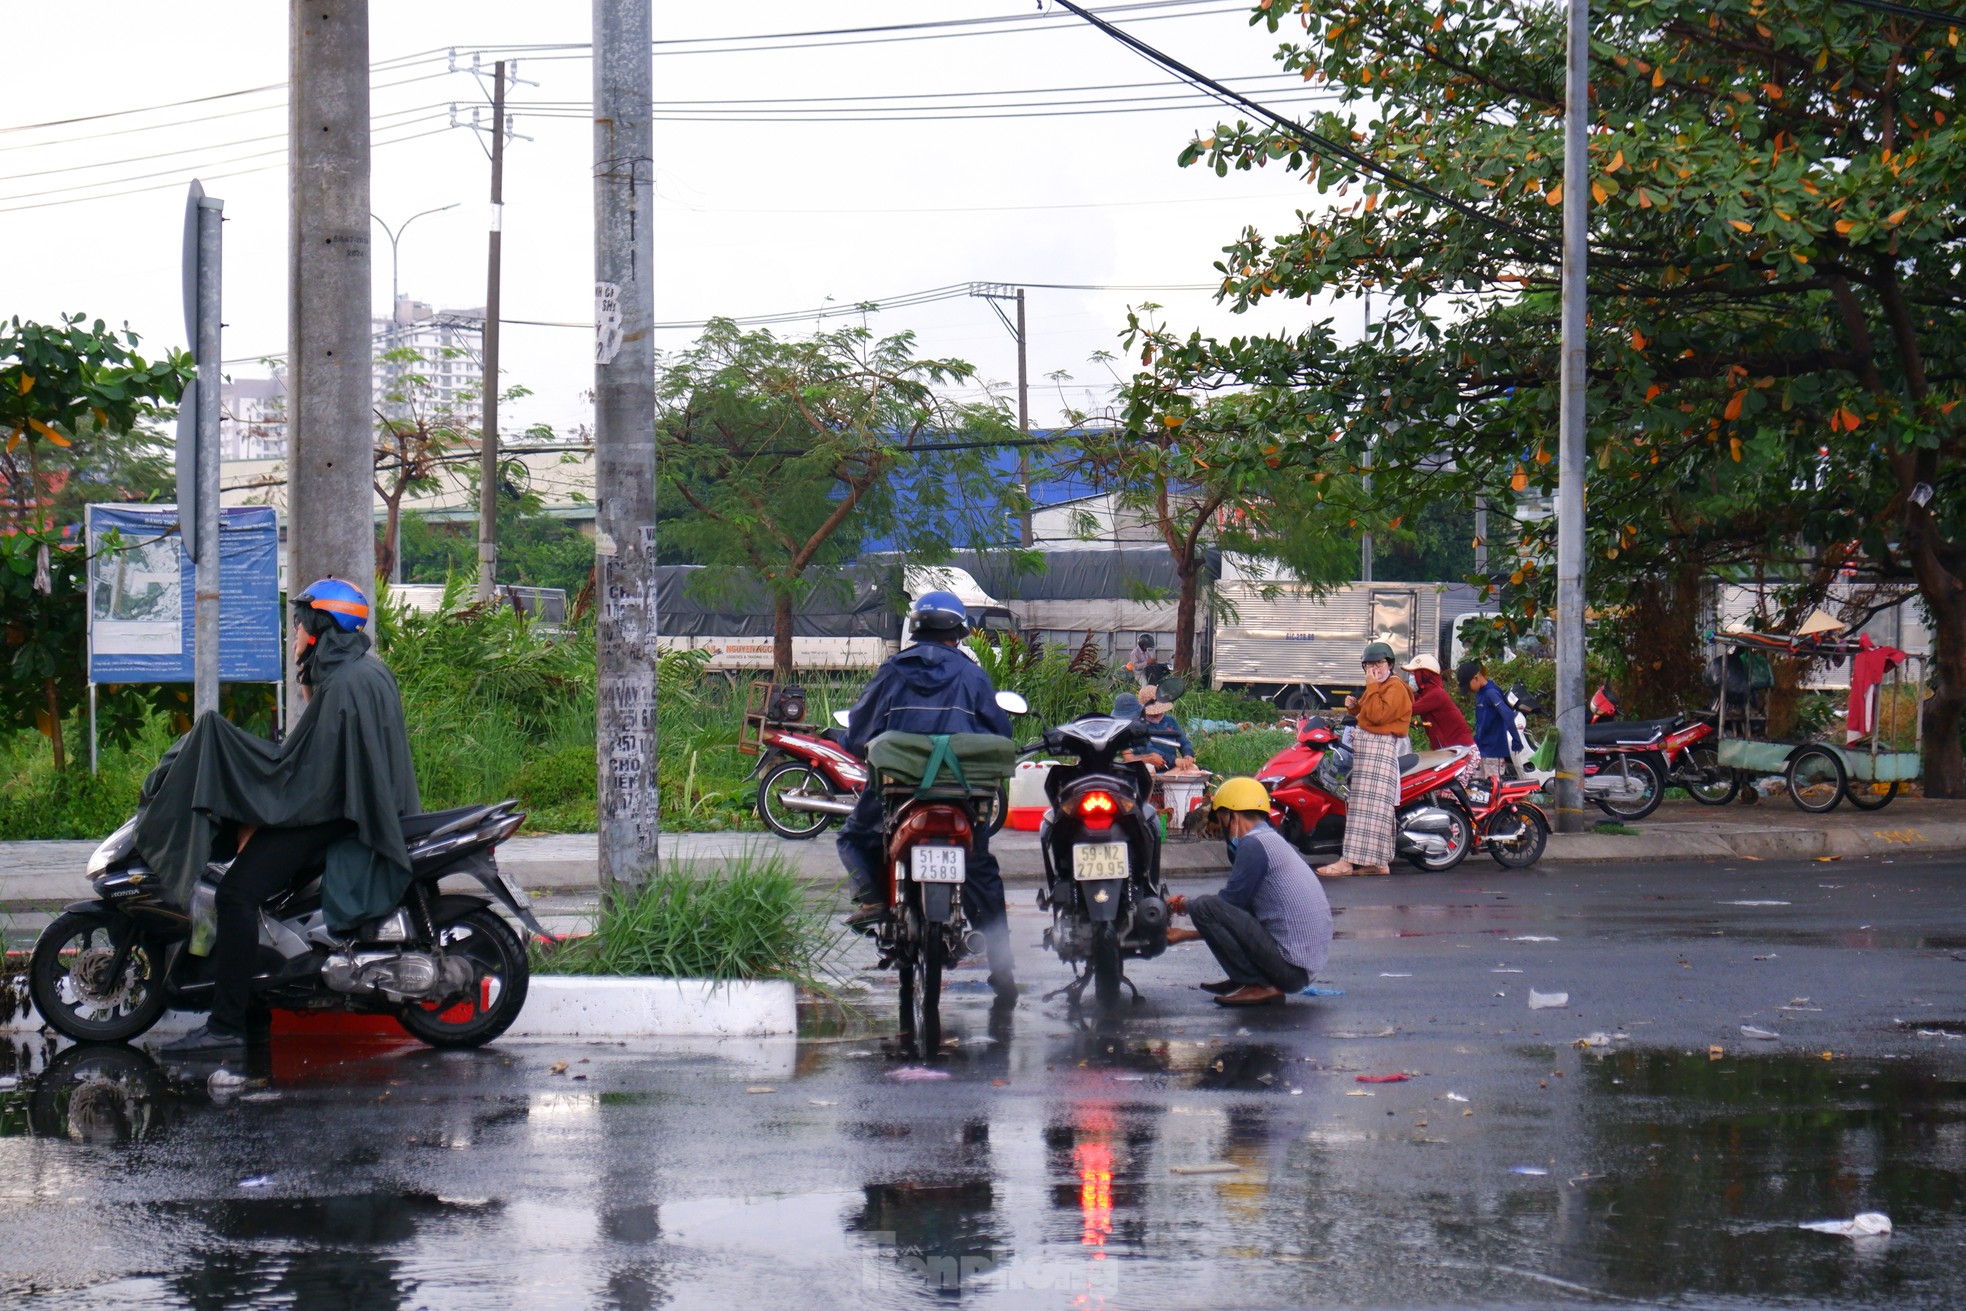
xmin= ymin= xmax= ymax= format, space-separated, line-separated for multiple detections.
xmin=532 ymin=854 xmax=840 ymax=989
xmin=1195 ymin=729 xmax=1296 ymax=778
xmin=1593 ymin=821 xmax=1642 ymax=836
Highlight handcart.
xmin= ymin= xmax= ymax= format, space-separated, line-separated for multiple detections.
xmin=1709 ymin=624 xmax=1923 ymax=813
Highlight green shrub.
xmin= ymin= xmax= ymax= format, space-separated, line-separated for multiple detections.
xmin=1195 ymin=729 xmax=1295 ymax=778
xmin=1178 ymin=685 xmax=1281 ymax=724
xmin=533 ymin=853 xmax=839 ymax=987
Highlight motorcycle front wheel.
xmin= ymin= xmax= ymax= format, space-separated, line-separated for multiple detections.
xmin=757 ymin=762 xmax=837 ymax=840
xmin=29 ymin=911 xmax=171 ymax=1044
xmin=397 ymin=908 xmax=530 ymax=1048
xmin=1680 ymin=747 xmax=1740 ymax=806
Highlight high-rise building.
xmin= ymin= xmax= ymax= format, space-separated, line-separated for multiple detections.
xmin=218 ymin=374 xmax=287 ymax=462
xmin=374 ymin=295 xmax=484 ymax=422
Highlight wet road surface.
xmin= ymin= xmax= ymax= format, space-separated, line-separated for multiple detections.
xmin=3 ymin=852 xmax=1965 ymax=1309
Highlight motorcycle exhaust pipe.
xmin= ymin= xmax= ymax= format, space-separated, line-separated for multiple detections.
xmin=777 ymin=791 xmax=858 ymax=816
xmin=1402 ymin=831 xmax=1449 ymax=857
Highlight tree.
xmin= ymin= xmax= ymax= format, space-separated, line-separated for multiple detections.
xmin=0 ymin=316 xmax=188 ymax=767
xmin=1114 ymin=0 xmax=1966 ymax=789
xmin=1066 ymin=332 xmax=1361 ymax=672
xmin=373 ymin=344 xmax=474 ymax=583
xmin=657 ymin=317 xmax=1019 ymax=675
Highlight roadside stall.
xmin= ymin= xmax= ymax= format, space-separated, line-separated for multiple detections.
xmin=1709 ymin=612 xmax=1924 ymax=813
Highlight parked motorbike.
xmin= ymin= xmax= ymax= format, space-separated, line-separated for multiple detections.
xmin=1462 ymin=776 xmax=1552 ymax=868
xmin=1588 ymin=682 xmax=1735 ymax=804
xmin=1502 ymin=686 xmax=1669 ymax=820
xmin=863 ymin=691 xmax=1028 ymax=1052
xmin=753 ymin=697 xmax=1008 ymax=840
xmin=1032 ymin=713 xmax=1172 ymax=1009
xmin=1256 ymin=716 xmax=1476 ymax=872
xmin=29 ymin=801 xmax=547 ymax=1049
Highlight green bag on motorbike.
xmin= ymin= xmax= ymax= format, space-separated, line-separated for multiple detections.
xmin=1531 ymin=727 xmax=1560 ymax=772
xmin=866 ymin=731 xmax=1017 ymax=796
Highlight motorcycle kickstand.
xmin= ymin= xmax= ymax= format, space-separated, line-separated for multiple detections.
xmin=1043 ymin=961 xmax=1094 ymax=1005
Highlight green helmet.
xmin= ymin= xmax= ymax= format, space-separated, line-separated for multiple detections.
xmin=1361 ymin=641 xmax=1396 ymax=665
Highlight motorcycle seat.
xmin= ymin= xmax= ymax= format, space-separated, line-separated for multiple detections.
xmin=1402 ymin=748 xmax=1464 ymax=777
xmin=1583 ymin=716 xmax=1679 ymax=746
xmin=401 ymin=803 xmax=505 ymax=842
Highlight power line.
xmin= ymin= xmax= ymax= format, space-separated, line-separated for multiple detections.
xmin=1048 ymin=0 xmax=1561 ymax=259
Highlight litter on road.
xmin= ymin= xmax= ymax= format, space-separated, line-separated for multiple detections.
xmin=1356 ymin=1073 xmax=1410 ymax=1083
xmin=1741 ymin=1025 xmax=1781 ymax=1040
xmin=1528 ymin=990 xmax=1570 ymax=1009
xmin=1444 ymin=1092 xmax=1471 ymax=1102
xmin=1718 ymin=900 xmax=1791 ymax=906
xmin=1799 ymin=1213 xmax=1892 ymax=1238
xmin=1505 ymin=935 xmax=1559 ymax=942
xmin=888 ymin=1066 xmax=951 ymax=1081
xmin=1170 ymin=1163 xmax=1243 ymax=1175
xmin=1509 ymin=1166 xmax=1551 ymax=1176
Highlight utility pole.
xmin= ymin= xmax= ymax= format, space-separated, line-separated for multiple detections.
xmin=1552 ymin=0 xmax=1590 ymax=832
xmin=969 ymin=283 xmax=1033 ymax=546
xmin=287 ymin=0 xmax=373 ymax=721
xmin=1360 ymin=290 xmax=1372 ymax=582
xmin=186 ymin=183 xmax=223 ymax=718
xmin=593 ymin=0 xmax=658 ymax=897
xmin=370 ymin=203 xmax=459 ymax=325
xmin=1472 ymin=495 xmax=1489 ymax=578
xmin=476 ymin=61 xmax=508 ymax=603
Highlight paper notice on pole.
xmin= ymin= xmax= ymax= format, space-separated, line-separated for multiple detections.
xmin=90 ymin=527 xmax=184 ymax=655
xmin=595 ymin=281 xmax=623 ymax=364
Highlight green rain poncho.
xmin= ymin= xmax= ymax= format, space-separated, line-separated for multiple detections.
xmin=135 ymin=626 xmax=422 ymax=931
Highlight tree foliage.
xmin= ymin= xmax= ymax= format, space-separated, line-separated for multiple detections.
xmin=1124 ymin=0 xmax=1966 ymax=788
xmin=657 ymin=317 xmax=1021 ymax=674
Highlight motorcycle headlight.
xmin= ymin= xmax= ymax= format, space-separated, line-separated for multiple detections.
xmin=88 ymin=817 xmax=140 ymax=878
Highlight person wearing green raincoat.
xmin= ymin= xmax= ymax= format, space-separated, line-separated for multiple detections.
xmin=138 ymin=578 xmax=420 ymax=1052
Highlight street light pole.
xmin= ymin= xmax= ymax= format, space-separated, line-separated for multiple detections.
xmin=370 ymin=203 xmax=459 ymax=321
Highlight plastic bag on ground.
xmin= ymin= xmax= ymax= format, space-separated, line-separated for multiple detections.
xmin=1799 ymin=1213 xmax=1891 ymax=1238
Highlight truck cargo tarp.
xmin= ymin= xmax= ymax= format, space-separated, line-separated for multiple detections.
xmin=947 ymin=548 xmax=1216 ymax=602
xmin=656 ymin=566 xmax=902 ymax=640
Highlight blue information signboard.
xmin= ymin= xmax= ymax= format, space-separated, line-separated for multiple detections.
xmin=85 ymin=503 xmax=282 ymax=684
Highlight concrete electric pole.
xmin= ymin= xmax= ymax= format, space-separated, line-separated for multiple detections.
xmin=186 ymin=184 xmax=223 ymax=719
xmin=287 ymin=0 xmax=374 ymax=719
xmin=968 ymin=283 xmax=1034 ymax=547
xmin=476 ymin=60 xmax=508 ymax=604
xmin=1552 ymin=0 xmax=1590 ymax=832
xmin=593 ymin=0 xmax=659 ymax=897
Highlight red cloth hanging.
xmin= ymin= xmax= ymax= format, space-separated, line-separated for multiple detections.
xmin=1846 ymin=635 xmax=1908 ymax=744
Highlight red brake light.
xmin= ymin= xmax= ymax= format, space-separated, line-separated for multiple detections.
xmin=1076 ymin=790 xmax=1119 ymax=832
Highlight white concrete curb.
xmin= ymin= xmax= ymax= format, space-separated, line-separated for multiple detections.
xmin=505 ymin=975 xmax=798 ymax=1038
xmin=2 ymin=976 xmax=799 ymax=1039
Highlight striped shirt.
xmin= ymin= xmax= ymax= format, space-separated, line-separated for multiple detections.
xmin=1219 ymin=822 xmax=1332 ymax=974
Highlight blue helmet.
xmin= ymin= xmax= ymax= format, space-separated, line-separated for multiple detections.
xmin=910 ymin=589 xmax=968 ymax=636
xmin=294 ymin=577 xmax=369 ymax=632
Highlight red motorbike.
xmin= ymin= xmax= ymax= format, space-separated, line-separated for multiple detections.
xmin=1255 ymin=716 xmax=1476 ymax=872
xmin=1462 ymin=776 xmax=1552 ymax=868
xmin=1587 ymin=683 xmax=1736 ymax=806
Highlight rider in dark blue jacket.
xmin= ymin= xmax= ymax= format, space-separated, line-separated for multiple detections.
xmin=837 ymin=591 xmax=1018 ymax=996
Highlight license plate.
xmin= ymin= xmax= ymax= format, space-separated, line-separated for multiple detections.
xmin=1073 ymin=842 xmax=1129 ymax=881
xmin=911 ymin=847 xmax=966 ymax=883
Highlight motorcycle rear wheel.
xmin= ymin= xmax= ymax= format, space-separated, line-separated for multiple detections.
xmin=1090 ymin=922 xmax=1123 ymax=1009
xmin=1487 ymin=804 xmax=1549 ymax=869
xmin=1592 ymin=755 xmax=1666 ymax=821
xmin=757 ymin=762 xmax=837 ymax=840
xmin=900 ymin=929 xmax=945 ymax=1053
xmin=1405 ymin=805 xmax=1474 ymax=873
xmin=1681 ymin=747 xmax=1740 ymax=806
xmin=29 ymin=911 xmax=171 ymax=1044
xmin=396 ymin=908 xmax=530 ymax=1048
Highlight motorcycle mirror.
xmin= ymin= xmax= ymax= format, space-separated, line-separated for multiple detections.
xmin=995 ymin=690 xmax=1029 ymax=716
xmin=832 ymin=709 xmax=851 ymax=728
xmin=1155 ymin=674 xmax=1188 ymax=702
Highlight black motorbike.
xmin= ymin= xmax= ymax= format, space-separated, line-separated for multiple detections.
xmin=1032 ymin=715 xmax=1171 ymax=1009
xmin=28 ymin=802 xmax=548 ymax=1049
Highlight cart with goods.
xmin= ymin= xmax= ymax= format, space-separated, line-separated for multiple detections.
xmin=1709 ymin=618 xmax=1923 ymax=814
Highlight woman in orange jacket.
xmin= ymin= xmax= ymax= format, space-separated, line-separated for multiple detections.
xmin=1320 ymin=641 xmax=1411 ymax=876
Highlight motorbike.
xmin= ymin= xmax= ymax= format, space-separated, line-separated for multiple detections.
xmin=752 ymin=687 xmax=1008 ymax=840
xmin=1586 ymin=683 xmax=1735 ymax=805
xmin=1501 ymin=686 xmax=1670 ymax=820
xmin=1031 ymin=713 xmax=1172 ymax=1009
xmin=862 ymin=691 xmax=1028 ymax=1052
xmin=1255 ymin=716 xmax=1476 ymax=872
xmin=29 ymin=801 xmax=548 ymax=1049
xmin=1462 ymin=776 xmax=1552 ymax=868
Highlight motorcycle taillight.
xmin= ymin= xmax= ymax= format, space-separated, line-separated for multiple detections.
xmin=900 ymin=806 xmax=971 ymax=843
xmin=1075 ymin=790 xmax=1119 ymax=833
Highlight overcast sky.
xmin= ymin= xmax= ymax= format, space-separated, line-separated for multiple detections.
xmin=4 ymin=1 xmax=1358 ymax=441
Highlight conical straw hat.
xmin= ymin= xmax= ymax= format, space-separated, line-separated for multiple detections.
xmin=1795 ymin=607 xmax=1848 ymax=636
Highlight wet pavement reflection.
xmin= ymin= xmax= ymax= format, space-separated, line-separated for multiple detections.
xmin=1 ymin=853 xmax=1964 ymax=1308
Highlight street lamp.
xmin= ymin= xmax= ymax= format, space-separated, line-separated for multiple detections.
xmin=371 ymin=203 xmax=459 ymax=323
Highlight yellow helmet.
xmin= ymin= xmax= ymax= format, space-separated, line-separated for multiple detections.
xmin=1211 ymin=776 xmax=1271 ymax=814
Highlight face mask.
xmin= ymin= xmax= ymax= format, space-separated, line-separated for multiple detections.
xmin=1224 ymin=835 xmax=1240 ymax=860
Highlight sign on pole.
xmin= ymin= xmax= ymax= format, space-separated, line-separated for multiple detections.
xmin=85 ymin=503 xmax=281 ymax=684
